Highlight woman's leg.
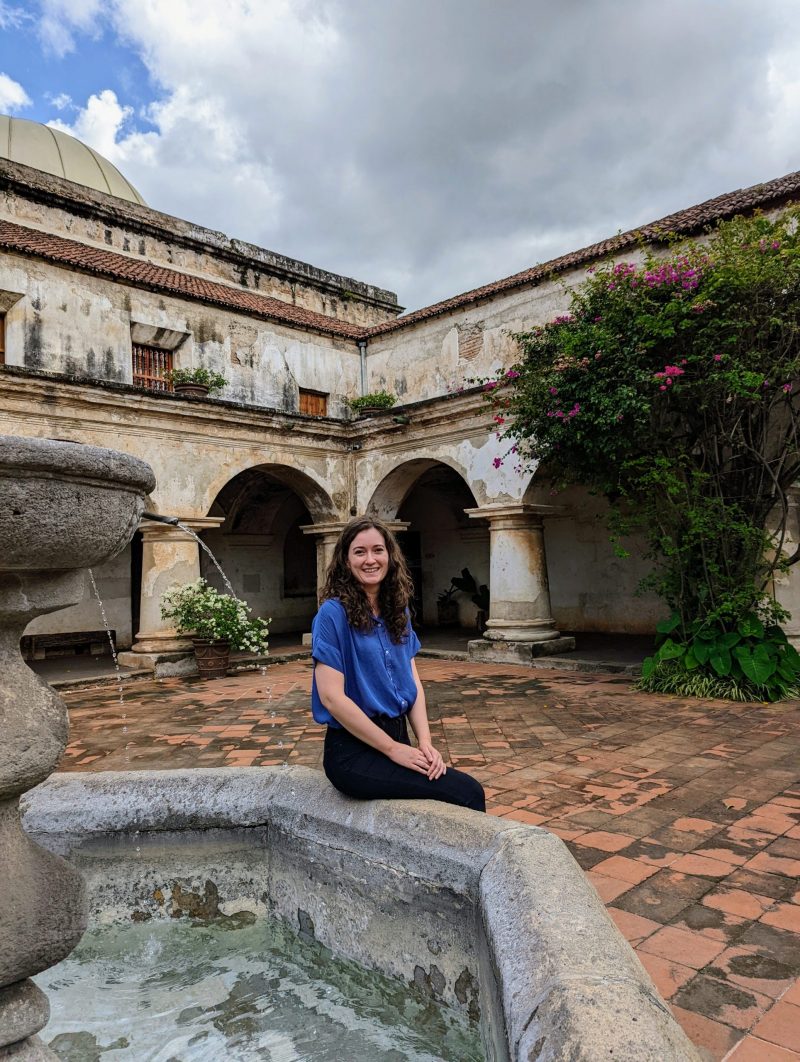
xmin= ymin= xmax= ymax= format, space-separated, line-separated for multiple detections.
xmin=324 ymin=726 xmax=485 ymax=812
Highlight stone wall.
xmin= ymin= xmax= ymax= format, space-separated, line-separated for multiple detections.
xmin=0 ymin=252 xmax=363 ymax=415
xmin=0 ymin=159 xmax=400 ymax=327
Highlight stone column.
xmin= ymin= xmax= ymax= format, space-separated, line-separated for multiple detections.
xmin=773 ymin=486 xmax=800 ymax=648
xmin=464 ymin=503 xmax=575 ymax=664
xmin=118 ymin=517 xmax=224 ymax=675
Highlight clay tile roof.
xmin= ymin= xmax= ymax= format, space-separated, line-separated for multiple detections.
xmin=0 ymin=219 xmax=364 ymax=341
xmin=367 ymin=169 xmax=800 ymax=338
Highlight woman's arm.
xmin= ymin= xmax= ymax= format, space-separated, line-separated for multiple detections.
xmin=407 ymin=659 xmax=446 ymax=779
xmin=315 ymin=663 xmax=431 ymax=775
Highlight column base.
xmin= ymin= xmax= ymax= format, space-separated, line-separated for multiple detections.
xmin=483 ymin=619 xmax=563 ymax=642
xmin=467 ymin=636 xmax=576 ymax=666
xmin=118 ymin=650 xmax=198 ymax=678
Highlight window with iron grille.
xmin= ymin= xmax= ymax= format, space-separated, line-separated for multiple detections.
xmin=132 ymin=344 xmax=173 ymax=392
xmin=298 ymin=388 xmax=328 ymax=416
xmin=0 ymin=313 xmax=5 ymax=366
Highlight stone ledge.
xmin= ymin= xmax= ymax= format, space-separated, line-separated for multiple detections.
xmin=23 ymin=768 xmax=699 ymax=1060
xmin=467 ymin=636 xmax=576 ymax=665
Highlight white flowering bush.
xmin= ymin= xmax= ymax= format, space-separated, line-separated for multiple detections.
xmin=160 ymin=579 xmax=270 ymax=654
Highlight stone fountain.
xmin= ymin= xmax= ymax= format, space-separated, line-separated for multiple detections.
xmin=0 ymin=436 xmax=155 ymax=1059
xmin=1 ymin=434 xmax=700 ymax=1061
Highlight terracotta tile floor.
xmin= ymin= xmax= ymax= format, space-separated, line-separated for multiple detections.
xmin=57 ymin=657 xmax=800 ymax=1061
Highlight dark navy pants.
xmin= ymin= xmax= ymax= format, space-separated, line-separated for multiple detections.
xmin=323 ymin=713 xmax=486 ymax=812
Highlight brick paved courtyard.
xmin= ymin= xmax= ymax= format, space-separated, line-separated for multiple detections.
xmin=57 ymin=657 xmax=800 ymax=1061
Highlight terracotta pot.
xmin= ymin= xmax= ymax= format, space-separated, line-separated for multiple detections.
xmin=192 ymin=638 xmax=230 ymax=678
xmin=174 ymin=383 xmax=210 ymax=399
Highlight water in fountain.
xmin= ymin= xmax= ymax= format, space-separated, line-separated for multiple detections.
xmin=87 ymin=568 xmax=126 ymax=730
xmin=36 ymin=916 xmax=483 ymax=1061
xmin=174 ymin=521 xmax=238 ymax=600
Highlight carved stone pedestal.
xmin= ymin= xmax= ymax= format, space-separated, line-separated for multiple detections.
xmin=0 ymin=437 xmax=155 ymax=1057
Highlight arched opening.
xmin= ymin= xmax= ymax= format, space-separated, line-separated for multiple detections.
xmin=201 ymin=465 xmax=325 ymax=636
xmin=369 ymin=461 xmax=489 ymax=637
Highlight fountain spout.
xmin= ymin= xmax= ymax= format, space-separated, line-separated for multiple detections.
xmin=141 ymin=512 xmax=180 ymax=526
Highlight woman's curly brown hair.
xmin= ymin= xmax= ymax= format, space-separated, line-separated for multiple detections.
xmin=321 ymin=515 xmax=415 ymax=643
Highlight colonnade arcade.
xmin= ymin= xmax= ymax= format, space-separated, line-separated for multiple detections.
xmin=118 ymin=456 xmax=577 ymax=669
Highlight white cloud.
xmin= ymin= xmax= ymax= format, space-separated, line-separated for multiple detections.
xmin=31 ymin=0 xmax=800 ymax=309
xmin=47 ymin=92 xmax=73 ymax=111
xmin=0 ymin=72 xmax=30 ymax=112
xmin=37 ymin=0 xmax=103 ymax=56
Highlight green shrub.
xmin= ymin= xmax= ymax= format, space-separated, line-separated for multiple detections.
xmin=638 ymin=612 xmax=800 ymax=702
xmin=347 ymin=390 xmax=396 ymax=411
xmin=164 ymin=367 xmax=228 ymax=393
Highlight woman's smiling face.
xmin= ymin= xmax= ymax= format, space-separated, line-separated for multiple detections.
xmin=347 ymin=527 xmax=389 ymax=594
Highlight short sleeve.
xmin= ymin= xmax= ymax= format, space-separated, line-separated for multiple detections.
xmin=311 ymin=601 xmax=345 ymax=673
xmin=407 ymin=624 xmax=421 ymax=657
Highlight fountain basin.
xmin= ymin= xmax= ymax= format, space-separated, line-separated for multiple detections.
xmin=0 ymin=436 xmax=155 ymax=571
xmin=22 ymin=768 xmax=699 ymax=1061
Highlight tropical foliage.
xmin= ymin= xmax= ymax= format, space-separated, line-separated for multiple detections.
xmin=481 ymin=210 xmax=800 ymax=700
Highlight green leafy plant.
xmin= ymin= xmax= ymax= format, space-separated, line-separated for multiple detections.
xmin=347 ymin=390 xmax=397 ymax=411
xmin=164 ymin=367 xmax=228 ymax=393
xmin=160 ymin=579 xmax=269 ymax=653
xmin=450 ymin=568 xmax=490 ymax=612
xmin=477 ymin=209 xmax=800 ymax=699
xmin=640 ymin=611 xmax=800 ymax=701
xmin=437 ymin=585 xmax=458 ymax=605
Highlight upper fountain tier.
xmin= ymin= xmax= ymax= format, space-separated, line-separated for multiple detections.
xmin=0 ymin=436 xmax=156 ymax=570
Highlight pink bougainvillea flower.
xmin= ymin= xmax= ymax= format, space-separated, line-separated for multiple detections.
xmin=505 ymin=369 xmax=520 ymax=380
xmin=549 ymin=386 xmax=558 ymax=395
xmin=713 ymin=354 xmax=723 ymax=362
xmin=492 ymin=457 xmax=502 ymax=469
xmin=659 ymin=385 xmax=667 ymax=392
xmin=783 ymin=383 xmax=793 ymax=393
xmin=483 ymin=381 xmax=499 ymax=391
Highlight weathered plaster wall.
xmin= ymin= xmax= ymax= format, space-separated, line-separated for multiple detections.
xmin=366 ymin=253 xmax=648 ymax=405
xmin=1 ymin=166 xmax=399 ymax=327
xmin=23 ymin=548 xmax=133 ymax=647
xmin=536 ymin=487 xmax=663 ymax=634
xmin=0 ymin=254 xmax=362 ymax=415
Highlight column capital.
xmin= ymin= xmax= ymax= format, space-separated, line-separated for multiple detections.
xmin=465 ymin=503 xmax=563 ymax=528
xmin=137 ymin=516 xmax=224 ymax=543
xmin=301 ymin=520 xmax=410 ymax=538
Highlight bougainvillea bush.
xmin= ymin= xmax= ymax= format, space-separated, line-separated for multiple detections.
xmin=484 ymin=210 xmax=800 ymax=700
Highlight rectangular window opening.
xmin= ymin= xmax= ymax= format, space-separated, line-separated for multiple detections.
xmin=132 ymin=344 xmax=173 ymax=392
xmin=298 ymin=388 xmax=328 ymax=416
xmin=0 ymin=313 xmax=6 ymax=366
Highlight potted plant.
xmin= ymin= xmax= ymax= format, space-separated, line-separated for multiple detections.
xmin=160 ymin=579 xmax=270 ymax=678
xmin=436 ymin=585 xmax=460 ymax=627
xmin=164 ymin=367 xmax=228 ymax=398
xmin=450 ymin=568 xmax=490 ymax=632
xmin=347 ymin=390 xmax=397 ymax=417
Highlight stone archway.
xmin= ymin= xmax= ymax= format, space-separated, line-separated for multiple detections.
xmin=201 ymin=464 xmax=330 ymax=634
xmin=368 ymin=460 xmax=488 ymax=629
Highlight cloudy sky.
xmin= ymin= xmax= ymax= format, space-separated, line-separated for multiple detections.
xmin=1 ymin=1 xmax=800 ymax=310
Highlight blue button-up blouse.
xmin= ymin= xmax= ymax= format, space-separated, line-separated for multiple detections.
xmin=310 ymin=598 xmax=421 ymax=726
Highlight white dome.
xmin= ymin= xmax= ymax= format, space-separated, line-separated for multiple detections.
xmin=0 ymin=114 xmax=147 ymax=206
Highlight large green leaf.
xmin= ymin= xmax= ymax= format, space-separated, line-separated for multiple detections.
xmin=783 ymin=643 xmax=800 ymax=670
xmin=641 ymin=656 xmax=657 ymax=680
xmin=710 ymin=649 xmax=732 ymax=677
xmin=718 ymin=632 xmax=742 ymax=649
xmin=656 ymin=613 xmax=682 ymax=635
xmin=656 ymin=638 xmax=684 ymax=662
xmin=738 ymin=645 xmax=776 ymax=685
xmin=692 ymin=640 xmax=711 ymax=664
